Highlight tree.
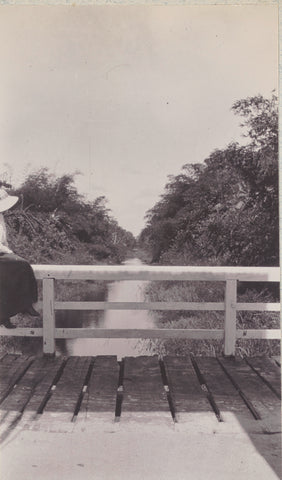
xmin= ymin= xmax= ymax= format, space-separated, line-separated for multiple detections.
xmin=139 ymin=93 xmax=278 ymax=267
xmin=232 ymin=92 xmax=278 ymax=153
xmin=5 ymin=168 xmax=136 ymax=264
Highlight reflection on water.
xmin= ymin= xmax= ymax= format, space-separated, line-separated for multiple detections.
xmin=66 ymin=258 xmax=156 ymax=359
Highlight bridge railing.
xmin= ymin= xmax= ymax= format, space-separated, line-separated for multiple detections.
xmin=0 ymin=265 xmax=280 ymax=356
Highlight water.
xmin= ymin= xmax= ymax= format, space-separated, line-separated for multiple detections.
xmin=67 ymin=258 xmax=156 ymax=359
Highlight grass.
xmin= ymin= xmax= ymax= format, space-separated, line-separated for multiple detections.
xmin=145 ymin=280 xmax=280 ymax=357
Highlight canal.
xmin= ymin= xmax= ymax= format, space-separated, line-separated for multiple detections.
xmin=66 ymin=258 xmax=156 ymax=359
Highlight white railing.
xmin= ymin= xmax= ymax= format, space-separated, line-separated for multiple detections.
xmin=1 ymin=265 xmax=280 ymax=356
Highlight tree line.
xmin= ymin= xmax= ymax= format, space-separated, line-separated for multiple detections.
xmin=3 ymin=168 xmax=136 ymax=264
xmin=139 ymin=93 xmax=278 ymax=267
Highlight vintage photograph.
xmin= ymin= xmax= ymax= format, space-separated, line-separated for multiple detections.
xmin=0 ymin=4 xmax=280 ymax=479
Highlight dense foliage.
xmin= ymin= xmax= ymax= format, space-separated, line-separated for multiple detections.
xmin=3 ymin=169 xmax=136 ymax=264
xmin=139 ymin=94 xmax=278 ymax=267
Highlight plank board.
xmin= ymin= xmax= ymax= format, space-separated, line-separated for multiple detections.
xmin=244 ymin=356 xmax=281 ymax=399
xmin=195 ymin=357 xmax=255 ymax=425
xmin=33 ymin=264 xmax=280 ymax=282
xmin=122 ymin=356 xmax=169 ymax=412
xmin=0 ymin=356 xmax=65 ymax=412
xmin=80 ymin=356 xmax=119 ymax=413
xmin=44 ymin=356 xmax=91 ymax=413
xmin=0 ymin=354 xmax=34 ymax=403
xmin=218 ymin=357 xmax=281 ymax=432
xmin=54 ymin=301 xmax=225 ymax=311
xmin=54 ymin=328 xmax=224 ymax=339
xmin=163 ymin=356 xmax=212 ymax=413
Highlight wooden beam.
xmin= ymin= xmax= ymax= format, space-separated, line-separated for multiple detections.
xmin=163 ymin=356 xmax=212 ymax=415
xmin=31 ymin=300 xmax=282 ymax=312
xmin=122 ymin=356 xmax=169 ymax=413
xmin=79 ymin=356 xmax=119 ymax=415
xmin=0 ymin=326 xmax=280 ymax=341
xmin=0 ymin=327 xmax=280 ymax=340
xmin=218 ymin=357 xmax=281 ymax=432
xmin=0 ymin=327 xmax=43 ymax=336
xmin=244 ymin=357 xmax=281 ymax=399
xmin=43 ymin=278 xmax=55 ymax=355
xmin=237 ymin=302 xmax=280 ymax=311
xmin=54 ymin=328 xmax=225 ymax=339
xmin=236 ymin=329 xmax=281 ymax=339
xmin=32 ymin=265 xmax=280 ymax=282
xmin=44 ymin=357 xmax=92 ymax=415
xmin=52 ymin=301 xmax=225 ymax=311
xmin=224 ymin=279 xmax=237 ymax=356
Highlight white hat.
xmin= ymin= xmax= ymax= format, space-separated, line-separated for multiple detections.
xmin=0 ymin=188 xmax=19 ymax=213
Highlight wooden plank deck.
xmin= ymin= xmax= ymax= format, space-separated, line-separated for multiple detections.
xmin=0 ymin=354 xmax=280 ymax=433
xmin=122 ymin=356 xmax=169 ymax=412
xmin=0 ymin=354 xmax=35 ymax=404
xmin=218 ymin=357 xmax=281 ymax=433
xmin=44 ymin=356 xmax=92 ymax=415
xmin=80 ymin=355 xmax=119 ymax=420
xmin=194 ymin=356 xmax=253 ymax=421
xmin=163 ymin=356 xmax=213 ymax=420
xmin=0 ymin=356 xmax=64 ymax=413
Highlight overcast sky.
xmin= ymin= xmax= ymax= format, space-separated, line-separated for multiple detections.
xmin=0 ymin=5 xmax=278 ymax=236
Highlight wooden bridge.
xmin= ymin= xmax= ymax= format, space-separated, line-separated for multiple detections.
xmin=0 ymin=265 xmax=280 ymax=479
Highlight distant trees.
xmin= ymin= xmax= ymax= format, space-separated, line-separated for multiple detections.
xmin=139 ymin=93 xmax=278 ymax=266
xmin=5 ymin=168 xmax=136 ymax=264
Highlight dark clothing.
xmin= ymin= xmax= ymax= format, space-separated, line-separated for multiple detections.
xmin=0 ymin=253 xmax=38 ymax=319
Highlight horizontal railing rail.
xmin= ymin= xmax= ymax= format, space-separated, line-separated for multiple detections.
xmin=33 ymin=265 xmax=280 ymax=281
xmin=0 ymin=265 xmax=280 ymax=356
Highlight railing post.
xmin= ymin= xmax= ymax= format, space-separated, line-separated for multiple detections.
xmin=43 ymin=278 xmax=55 ymax=355
xmin=224 ymin=279 xmax=237 ymax=356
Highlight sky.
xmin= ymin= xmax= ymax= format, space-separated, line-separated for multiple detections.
xmin=0 ymin=5 xmax=278 ymax=236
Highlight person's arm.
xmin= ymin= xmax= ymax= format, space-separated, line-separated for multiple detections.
xmin=0 ymin=215 xmax=13 ymax=253
xmin=0 ymin=243 xmax=12 ymax=254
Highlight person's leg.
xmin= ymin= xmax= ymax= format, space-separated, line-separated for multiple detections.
xmin=0 ymin=253 xmax=38 ymax=324
xmin=0 ymin=317 xmax=16 ymax=328
xmin=22 ymin=305 xmax=40 ymax=316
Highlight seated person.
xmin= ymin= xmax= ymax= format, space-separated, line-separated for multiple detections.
xmin=0 ymin=187 xmax=39 ymax=328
